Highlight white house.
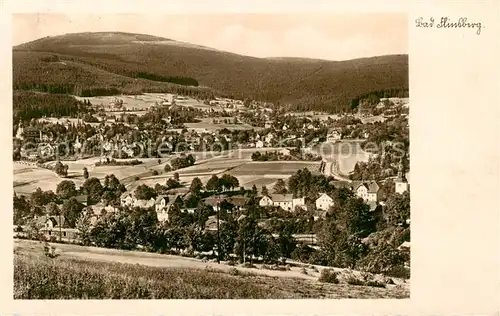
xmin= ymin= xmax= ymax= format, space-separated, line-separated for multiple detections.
xmin=271 ymin=194 xmax=294 ymax=211
xmin=326 ymin=129 xmax=342 ymax=143
xmin=352 ymin=181 xmax=380 ymax=202
xmin=255 ymin=140 xmax=264 ymax=148
xmin=155 ymin=195 xmax=169 ymax=222
xmin=316 ymin=193 xmax=334 ymax=211
xmin=155 ymin=194 xmax=184 ymax=222
xmin=259 ymin=194 xmax=305 ymax=211
xmin=292 ymin=197 xmax=306 ymax=210
xmin=120 ymin=192 xmax=136 ymax=207
xmin=259 ymin=195 xmax=274 ymax=207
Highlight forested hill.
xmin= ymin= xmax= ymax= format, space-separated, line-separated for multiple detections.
xmin=13 ymin=32 xmax=408 ymax=112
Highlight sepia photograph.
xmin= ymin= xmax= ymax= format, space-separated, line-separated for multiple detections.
xmin=12 ymin=13 xmax=410 ymax=299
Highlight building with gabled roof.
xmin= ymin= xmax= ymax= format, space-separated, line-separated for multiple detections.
xmin=351 ymin=180 xmax=380 ymax=202
xmin=316 ymin=193 xmax=334 ymax=211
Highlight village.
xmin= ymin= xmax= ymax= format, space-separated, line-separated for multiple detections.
xmin=13 ymin=91 xmax=410 ymax=273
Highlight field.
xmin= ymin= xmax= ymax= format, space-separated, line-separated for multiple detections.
xmin=185 ymin=118 xmax=255 ymax=131
xmin=13 ymin=157 xmax=171 ymax=194
xmin=74 ymin=93 xmax=237 ymax=116
xmin=14 ymin=239 xmax=409 ymax=299
xmin=13 ymin=163 xmax=69 ymax=195
xmin=228 ymin=161 xmax=321 ymax=177
xmin=15 ymin=148 xmax=321 ymax=194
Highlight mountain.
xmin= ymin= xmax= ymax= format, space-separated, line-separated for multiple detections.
xmin=13 ymin=32 xmax=408 ymax=112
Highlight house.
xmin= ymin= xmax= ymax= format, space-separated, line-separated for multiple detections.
xmin=258 ymin=195 xmax=274 ymax=207
xmin=292 ymin=197 xmax=306 ymax=211
xmin=39 ymin=144 xmax=55 ymax=157
xmin=120 ymin=192 xmax=136 ymax=207
xmin=255 ymin=140 xmax=264 ymax=148
xmin=259 ymin=194 xmax=305 ymax=211
xmin=264 ymin=121 xmax=273 ymax=129
xmin=35 ymin=215 xmax=78 ymax=241
xmin=156 ymin=194 xmax=185 ymax=222
xmin=326 ymin=129 xmax=342 ymax=143
xmin=316 ymin=193 xmax=334 ymax=211
xmin=156 ymin=195 xmax=173 ymax=222
xmin=37 ymin=215 xmax=66 ymax=230
xmin=352 ymin=181 xmax=380 ymax=202
xmin=156 ymin=195 xmax=193 ymax=222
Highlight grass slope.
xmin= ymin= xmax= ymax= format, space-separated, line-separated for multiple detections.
xmin=14 ymin=240 xmax=409 ymax=299
xmin=14 ymin=32 xmax=408 ymax=112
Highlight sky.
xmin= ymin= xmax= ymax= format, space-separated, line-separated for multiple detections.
xmin=13 ymin=13 xmax=407 ymax=60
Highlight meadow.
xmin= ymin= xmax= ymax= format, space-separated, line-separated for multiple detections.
xmin=228 ymin=161 xmax=321 ymax=177
xmin=13 ymin=240 xmax=409 ymax=299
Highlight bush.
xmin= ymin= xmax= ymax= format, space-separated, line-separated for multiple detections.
xmin=386 ymin=266 xmax=410 ymax=279
xmin=152 ymin=170 xmax=159 ymax=176
xmin=346 ymin=276 xmax=365 ymax=286
xmin=318 ymin=269 xmax=339 ymax=284
xmin=134 ymin=176 xmax=140 ymax=181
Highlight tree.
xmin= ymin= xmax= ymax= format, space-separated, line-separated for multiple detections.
xmin=273 ymin=179 xmax=288 ymax=194
xmin=220 ymin=174 xmax=239 ymax=191
xmin=82 ymin=177 xmax=104 ymax=204
xmin=30 ymin=188 xmax=57 ymax=207
xmin=173 ymin=172 xmax=180 ymax=182
xmin=13 ymin=194 xmax=31 ymax=225
xmin=206 ymin=175 xmax=221 ymax=192
xmin=54 ymin=161 xmax=68 ymax=177
xmin=383 ymin=191 xmax=410 ymax=228
xmin=261 ymin=186 xmax=269 ymax=196
xmin=83 ymin=167 xmax=89 ymax=179
xmin=250 ymin=185 xmax=258 ymax=197
xmin=219 ymin=220 xmax=237 ymax=260
xmin=56 ymin=180 xmax=77 ymax=200
xmin=45 ymin=202 xmax=60 ymax=216
xmin=189 ymin=177 xmax=203 ymax=196
xmin=134 ymin=184 xmax=157 ymax=200
xmin=166 ymin=178 xmax=182 ymax=189
xmin=277 ymin=230 xmax=297 ymax=261
xmin=164 ymin=164 xmax=172 ymax=172
xmin=193 ymin=203 xmax=213 ymax=230
xmin=61 ymin=197 xmax=84 ymax=228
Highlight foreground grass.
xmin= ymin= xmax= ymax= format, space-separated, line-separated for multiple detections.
xmin=14 ymin=253 xmax=288 ymax=299
xmin=13 ymin=241 xmax=409 ymax=299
